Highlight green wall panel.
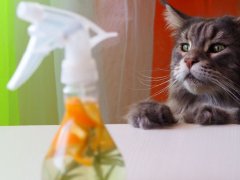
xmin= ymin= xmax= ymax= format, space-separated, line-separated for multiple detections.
xmin=0 ymin=0 xmax=19 ymax=125
xmin=0 ymin=0 xmax=95 ymax=125
xmin=0 ymin=0 xmax=59 ymax=125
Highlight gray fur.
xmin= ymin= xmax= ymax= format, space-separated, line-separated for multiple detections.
xmin=126 ymin=1 xmax=240 ymax=129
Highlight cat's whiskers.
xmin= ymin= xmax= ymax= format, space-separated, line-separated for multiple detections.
xmin=201 ymin=69 xmax=240 ymax=103
xmin=138 ymin=70 xmax=170 ymax=81
xmin=209 ymin=70 xmax=240 ymax=97
xmin=221 ymin=75 xmax=240 ymax=90
xmin=140 ymin=75 xmax=170 ymax=81
xmin=209 ymin=76 xmax=240 ymax=105
xmin=138 ymin=68 xmax=172 ymax=81
xmin=221 ymin=80 xmax=240 ymax=100
xmin=151 ymin=78 xmax=170 ymax=82
xmin=138 ymin=78 xmax=171 ymax=89
xmin=141 ymin=67 xmax=172 ymax=73
xmin=152 ymin=68 xmax=172 ymax=72
xmin=209 ymin=70 xmax=240 ymax=90
xmin=134 ymin=76 xmax=170 ymax=91
xmin=148 ymin=79 xmax=177 ymax=100
xmin=151 ymin=79 xmax=172 ymax=89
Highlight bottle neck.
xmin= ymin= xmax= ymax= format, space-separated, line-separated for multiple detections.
xmin=63 ymin=82 xmax=98 ymax=103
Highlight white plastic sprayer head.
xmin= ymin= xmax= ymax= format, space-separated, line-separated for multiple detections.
xmin=17 ymin=2 xmax=44 ymax=23
xmin=7 ymin=2 xmax=117 ymax=92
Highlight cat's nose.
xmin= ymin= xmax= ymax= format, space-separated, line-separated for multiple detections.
xmin=184 ymin=58 xmax=199 ymax=69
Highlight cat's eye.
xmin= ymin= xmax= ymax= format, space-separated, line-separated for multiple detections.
xmin=208 ymin=44 xmax=226 ymax=53
xmin=180 ymin=43 xmax=190 ymax=52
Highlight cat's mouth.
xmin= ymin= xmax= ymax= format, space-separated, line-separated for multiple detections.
xmin=183 ymin=73 xmax=210 ymax=94
xmin=184 ymin=74 xmax=202 ymax=84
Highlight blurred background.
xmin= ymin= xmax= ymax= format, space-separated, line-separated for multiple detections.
xmin=0 ymin=0 xmax=239 ymax=125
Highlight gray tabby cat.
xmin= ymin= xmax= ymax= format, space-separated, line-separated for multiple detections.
xmin=127 ymin=0 xmax=240 ymax=129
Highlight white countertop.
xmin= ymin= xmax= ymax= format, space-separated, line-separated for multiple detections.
xmin=1 ymin=124 xmax=240 ymax=180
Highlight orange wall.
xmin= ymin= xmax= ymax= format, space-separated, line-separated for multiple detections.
xmin=152 ymin=0 xmax=240 ymax=102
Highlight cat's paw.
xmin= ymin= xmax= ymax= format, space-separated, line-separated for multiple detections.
xmin=126 ymin=101 xmax=177 ymax=129
xmin=185 ymin=105 xmax=230 ymax=125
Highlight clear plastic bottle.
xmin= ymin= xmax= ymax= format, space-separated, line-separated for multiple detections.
xmin=42 ymin=84 xmax=125 ymax=180
xmin=6 ymin=2 xmax=126 ymax=180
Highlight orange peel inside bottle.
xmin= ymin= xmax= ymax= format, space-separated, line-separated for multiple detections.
xmin=45 ymin=97 xmax=116 ymax=167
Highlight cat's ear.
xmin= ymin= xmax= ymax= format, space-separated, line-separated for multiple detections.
xmin=161 ymin=0 xmax=190 ymax=31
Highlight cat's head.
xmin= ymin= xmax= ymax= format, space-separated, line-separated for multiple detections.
xmin=162 ymin=0 xmax=240 ymax=95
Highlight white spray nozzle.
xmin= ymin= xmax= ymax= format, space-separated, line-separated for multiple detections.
xmin=17 ymin=2 xmax=44 ymax=23
xmin=7 ymin=2 xmax=117 ymax=91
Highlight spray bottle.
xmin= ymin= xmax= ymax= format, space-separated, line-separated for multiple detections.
xmin=7 ymin=2 xmax=125 ymax=180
